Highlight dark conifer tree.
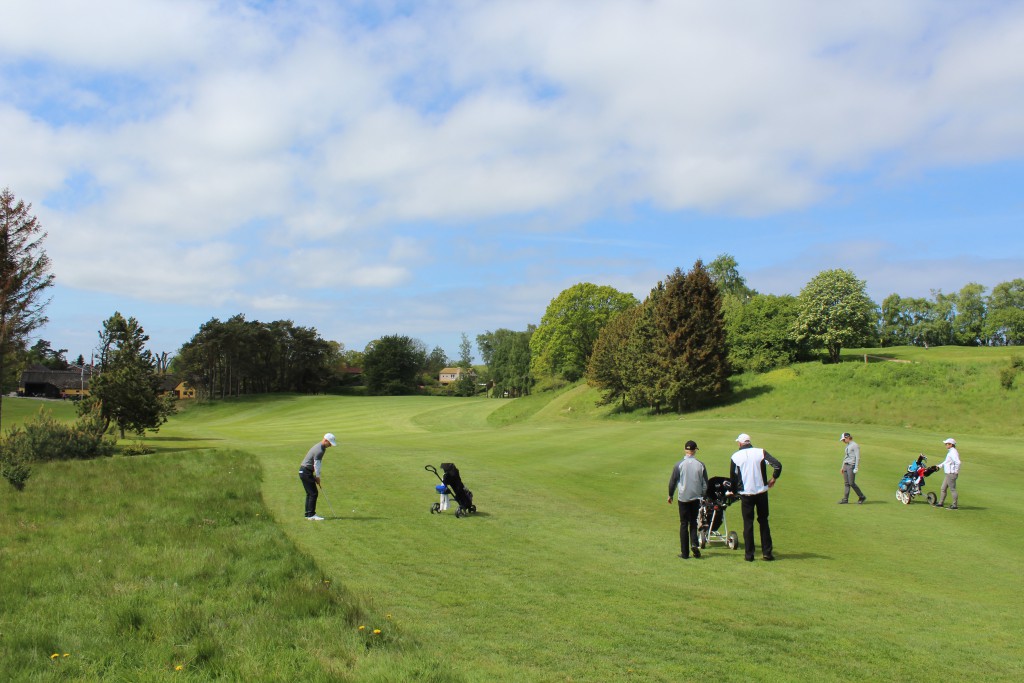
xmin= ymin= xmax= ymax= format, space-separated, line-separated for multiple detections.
xmin=653 ymin=261 xmax=731 ymax=412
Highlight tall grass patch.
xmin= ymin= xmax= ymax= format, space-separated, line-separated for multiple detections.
xmin=0 ymin=449 xmax=460 ymax=681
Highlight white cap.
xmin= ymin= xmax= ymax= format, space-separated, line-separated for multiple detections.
xmin=736 ymin=433 xmax=751 ymax=444
xmin=324 ymin=433 xmax=337 ymax=446
xmin=943 ymin=438 xmax=956 ymax=445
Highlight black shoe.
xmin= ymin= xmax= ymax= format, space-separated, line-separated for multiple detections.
xmin=948 ymin=505 xmax=958 ymax=510
xmin=677 ymin=553 xmax=689 ymax=560
xmin=857 ymin=497 xmax=866 ymax=505
xmin=691 ymin=547 xmax=701 ymax=559
xmin=745 ymin=556 xmax=754 ymax=562
xmin=837 ymin=500 xmax=849 ymax=504
xmin=762 ymin=554 xmax=775 ymax=561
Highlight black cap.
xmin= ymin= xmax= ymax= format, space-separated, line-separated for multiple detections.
xmin=685 ymin=440 xmax=698 ymax=451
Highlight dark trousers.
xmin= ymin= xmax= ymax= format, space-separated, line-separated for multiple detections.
xmin=677 ymin=499 xmax=701 ymax=556
xmin=841 ymin=465 xmax=864 ymax=501
xmin=299 ymin=469 xmax=318 ymax=517
xmin=740 ymin=492 xmax=773 ymax=559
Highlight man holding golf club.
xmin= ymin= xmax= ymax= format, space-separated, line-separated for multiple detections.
xmin=299 ymin=433 xmax=337 ymax=521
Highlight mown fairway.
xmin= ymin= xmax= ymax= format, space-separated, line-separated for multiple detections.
xmin=159 ymin=365 xmax=1020 ymax=681
xmin=3 ymin=351 xmax=1023 ymax=681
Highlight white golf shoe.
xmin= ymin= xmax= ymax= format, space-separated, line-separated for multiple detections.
xmin=306 ymin=515 xmax=324 ymax=521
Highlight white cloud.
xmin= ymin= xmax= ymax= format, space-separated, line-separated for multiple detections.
xmin=4 ymin=1 xmax=1024 ymax=355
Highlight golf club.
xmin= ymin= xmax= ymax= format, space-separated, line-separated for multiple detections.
xmin=317 ymin=481 xmax=338 ymax=519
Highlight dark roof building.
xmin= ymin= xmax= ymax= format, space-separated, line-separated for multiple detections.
xmin=19 ymin=365 xmax=95 ymax=398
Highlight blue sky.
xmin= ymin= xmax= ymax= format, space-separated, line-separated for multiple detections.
xmin=2 ymin=0 xmax=1022 ymax=362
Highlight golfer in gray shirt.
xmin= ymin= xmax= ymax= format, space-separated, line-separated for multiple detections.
xmin=838 ymin=432 xmax=866 ymax=504
xmin=668 ymin=440 xmax=709 ymax=559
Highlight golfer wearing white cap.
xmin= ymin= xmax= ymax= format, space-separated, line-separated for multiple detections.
xmin=729 ymin=433 xmax=782 ymax=561
xmin=933 ymin=438 xmax=961 ymax=510
xmin=299 ymin=433 xmax=337 ymax=520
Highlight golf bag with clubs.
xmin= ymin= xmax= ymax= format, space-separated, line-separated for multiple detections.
xmin=426 ymin=462 xmax=477 ymax=518
xmin=896 ymin=454 xmax=940 ymax=505
xmin=697 ymin=476 xmax=740 ymax=550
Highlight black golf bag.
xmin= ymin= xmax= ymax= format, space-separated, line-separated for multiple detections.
xmin=426 ymin=462 xmax=478 ymax=518
xmin=441 ymin=462 xmax=476 ymax=518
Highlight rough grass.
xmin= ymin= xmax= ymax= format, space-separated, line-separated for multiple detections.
xmin=0 ymin=447 xmax=460 ymax=682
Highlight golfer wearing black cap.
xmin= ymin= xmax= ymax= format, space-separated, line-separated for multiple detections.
xmin=838 ymin=432 xmax=866 ymax=504
xmin=668 ymin=440 xmax=708 ymax=559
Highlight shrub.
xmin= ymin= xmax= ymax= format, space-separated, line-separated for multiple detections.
xmin=121 ymin=441 xmax=156 ymax=456
xmin=6 ymin=407 xmax=117 ymax=463
xmin=0 ymin=439 xmax=32 ymax=490
xmin=999 ymin=366 xmax=1017 ymax=390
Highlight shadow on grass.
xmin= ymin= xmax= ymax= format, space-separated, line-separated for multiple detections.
xmin=772 ymin=552 xmax=831 ymax=561
xmin=718 ymin=383 xmax=773 ymax=407
xmin=320 ymin=516 xmax=387 ymax=522
xmin=602 ymin=384 xmax=773 ymax=417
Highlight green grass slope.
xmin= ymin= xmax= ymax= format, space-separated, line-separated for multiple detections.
xmin=3 ymin=348 xmax=1022 ymax=681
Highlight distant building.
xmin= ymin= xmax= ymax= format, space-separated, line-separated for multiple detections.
xmin=160 ymin=376 xmax=196 ymax=399
xmin=438 ymin=367 xmax=476 ymax=385
xmin=18 ymin=365 xmax=94 ymax=399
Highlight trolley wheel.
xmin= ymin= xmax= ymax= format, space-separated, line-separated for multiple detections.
xmin=699 ymin=532 xmax=707 ymax=549
xmin=430 ymin=503 xmax=440 ymax=514
xmin=727 ymin=531 xmax=739 ymax=550
xmin=470 ymin=505 xmax=477 ymax=513
xmin=901 ymin=492 xmax=911 ymax=505
xmin=926 ymin=492 xmax=937 ymax=506
xmin=455 ymin=509 xmax=464 ymax=518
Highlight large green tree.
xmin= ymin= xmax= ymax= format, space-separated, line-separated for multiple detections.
xmin=653 ymin=261 xmax=731 ymax=412
xmin=708 ymin=253 xmax=756 ymax=301
xmin=795 ymin=269 xmax=877 ymax=363
xmin=985 ymin=278 xmax=1024 ymax=345
xmin=530 ymin=283 xmax=638 ymax=381
xmin=478 ymin=327 xmax=534 ymax=397
xmin=84 ymin=312 xmax=175 ymax=438
xmin=362 ymin=334 xmax=425 ymax=395
xmin=723 ymin=293 xmax=807 ymax=372
xmin=0 ymin=188 xmax=54 ymax=430
xmin=177 ymin=316 xmax=339 ymax=397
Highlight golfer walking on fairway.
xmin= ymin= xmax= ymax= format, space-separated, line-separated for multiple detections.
xmin=934 ymin=438 xmax=961 ymax=510
xmin=730 ymin=433 xmax=782 ymax=562
xmin=838 ymin=432 xmax=866 ymax=504
xmin=299 ymin=433 xmax=337 ymax=520
xmin=667 ymin=440 xmax=708 ymax=559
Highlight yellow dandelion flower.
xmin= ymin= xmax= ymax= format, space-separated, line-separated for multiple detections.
xmin=50 ymin=653 xmax=60 ymax=660
xmin=386 ymin=614 xmax=392 ymax=619
xmin=63 ymin=654 xmax=70 ymax=658
xmin=373 ymin=629 xmax=382 ymax=635
xmin=358 ymin=625 xmax=365 ymax=631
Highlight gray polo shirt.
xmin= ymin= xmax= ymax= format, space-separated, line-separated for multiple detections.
xmin=843 ymin=440 xmax=860 ymax=470
xmin=669 ymin=455 xmax=709 ymax=502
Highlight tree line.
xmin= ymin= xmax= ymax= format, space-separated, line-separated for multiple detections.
xmin=3 ymin=185 xmax=1023 ymax=426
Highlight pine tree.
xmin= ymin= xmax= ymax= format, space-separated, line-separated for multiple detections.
xmin=83 ymin=312 xmax=175 ymax=438
xmin=653 ymin=261 xmax=730 ymax=412
xmin=0 ymin=188 xmax=54 ymax=431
